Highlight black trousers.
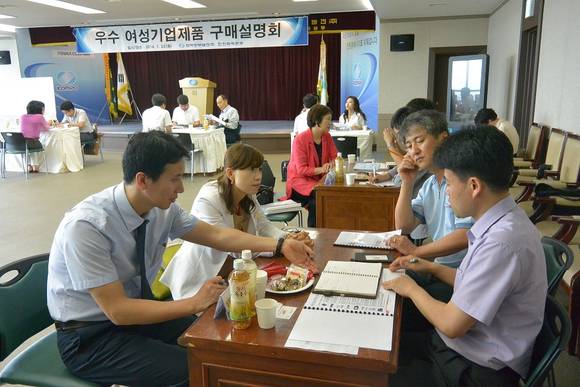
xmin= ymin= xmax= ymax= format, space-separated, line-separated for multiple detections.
xmin=290 ymin=189 xmax=316 ymax=227
xmin=403 ymin=271 xmax=454 ymax=331
xmin=392 ymin=330 xmax=520 ymax=387
xmin=56 ymin=315 xmax=197 ymax=387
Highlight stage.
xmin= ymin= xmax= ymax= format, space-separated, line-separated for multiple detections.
xmin=98 ymin=120 xmax=293 ymax=153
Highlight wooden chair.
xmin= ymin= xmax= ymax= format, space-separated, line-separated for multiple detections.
xmin=517 ymin=128 xmax=567 ymax=183
xmin=514 ymin=123 xmax=549 ymax=169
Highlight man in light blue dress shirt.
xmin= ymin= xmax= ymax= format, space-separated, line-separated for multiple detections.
xmin=47 ymin=131 xmax=316 ymax=387
xmin=384 ymin=126 xmax=547 ymax=386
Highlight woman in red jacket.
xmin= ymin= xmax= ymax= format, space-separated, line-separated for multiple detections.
xmin=286 ymin=104 xmax=337 ymax=227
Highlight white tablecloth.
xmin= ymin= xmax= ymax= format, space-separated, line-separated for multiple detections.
xmin=4 ymin=127 xmax=83 ymax=174
xmin=172 ymin=127 xmax=227 ymax=174
xmin=290 ymin=129 xmax=374 ymax=160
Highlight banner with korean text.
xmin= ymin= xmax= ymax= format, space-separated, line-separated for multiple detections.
xmin=73 ymin=16 xmax=308 ymax=54
xmin=340 ymin=28 xmax=380 ymax=132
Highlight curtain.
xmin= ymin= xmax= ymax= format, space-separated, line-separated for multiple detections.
xmin=119 ymin=34 xmax=341 ymax=121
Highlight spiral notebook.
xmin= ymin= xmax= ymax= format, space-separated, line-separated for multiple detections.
xmin=333 ymin=230 xmax=401 ymax=249
xmin=313 ymin=261 xmax=383 ymax=298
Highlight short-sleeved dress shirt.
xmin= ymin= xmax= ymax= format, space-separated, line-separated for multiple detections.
xmin=172 ymin=105 xmax=200 ymax=125
xmin=142 ymin=106 xmax=172 ymax=132
xmin=411 ymin=175 xmax=474 ymax=265
xmin=47 ymin=183 xmax=198 ymax=322
xmin=61 ymin=108 xmax=92 ymax=133
xmin=439 ymin=196 xmax=547 ymax=376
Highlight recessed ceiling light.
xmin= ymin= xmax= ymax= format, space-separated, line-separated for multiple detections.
xmin=273 ymin=12 xmax=280 ymax=15
xmin=429 ymin=2 xmax=448 ymax=6
xmin=0 ymin=23 xmax=16 ymax=32
xmin=292 ymin=0 xmax=318 ymax=3
xmin=0 ymin=14 xmax=15 ymax=19
xmin=161 ymin=0 xmax=207 ymax=8
xmin=27 ymin=0 xmax=105 ymax=14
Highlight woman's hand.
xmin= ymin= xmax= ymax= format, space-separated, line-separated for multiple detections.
xmin=388 ymin=235 xmax=417 ymax=255
xmin=315 ymin=163 xmax=332 ymax=175
xmin=286 ymin=231 xmax=314 ymax=248
xmin=383 ymin=127 xmax=397 ymax=148
xmin=281 ymin=238 xmax=318 ymax=273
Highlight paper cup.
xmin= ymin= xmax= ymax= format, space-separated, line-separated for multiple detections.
xmin=345 ymin=173 xmax=356 ymax=186
xmin=255 ymin=270 xmax=267 ymax=300
xmin=347 ymin=154 xmax=356 ymax=164
xmin=255 ymin=298 xmax=278 ymax=329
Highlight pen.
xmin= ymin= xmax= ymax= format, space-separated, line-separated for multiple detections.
xmin=408 ymin=257 xmax=419 ymax=264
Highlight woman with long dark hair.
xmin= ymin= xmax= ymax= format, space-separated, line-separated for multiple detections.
xmin=339 ymin=96 xmax=367 ymax=130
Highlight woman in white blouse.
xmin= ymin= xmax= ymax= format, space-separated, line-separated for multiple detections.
xmin=339 ymin=96 xmax=367 ymax=130
xmin=161 ymin=143 xmax=311 ymax=299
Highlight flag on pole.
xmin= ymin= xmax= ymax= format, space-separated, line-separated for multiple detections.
xmin=316 ymin=36 xmax=328 ymax=106
xmin=103 ymin=54 xmax=118 ymax=119
xmin=116 ymin=52 xmax=132 ymax=115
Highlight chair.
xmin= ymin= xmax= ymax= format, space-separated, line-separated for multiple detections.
xmin=0 ymin=132 xmax=47 ymax=179
xmin=80 ymin=124 xmax=104 ymax=163
xmin=517 ymin=128 xmax=567 ymax=182
xmin=332 ymin=136 xmax=358 ymax=158
xmin=568 ymin=270 xmax=580 ymax=359
xmin=541 ymin=236 xmax=574 ymax=295
xmin=522 ymin=295 xmax=571 ymax=387
xmin=514 ymin=123 xmax=549 ymax=169
xmin=173 ymin=133 xmax=204 ymax=181
xmin=151 ymin=242 xmax=183 ymax=301
xmin=0 ymin=254 xmax=98 ymax=387
xmin=260 ymin=159 xmax=303 ymax=227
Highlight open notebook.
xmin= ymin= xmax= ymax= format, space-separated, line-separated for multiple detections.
xmin=313 ymin=261 xmax=383 ymax=298
xmin=334 ymin=230 xmax=401 ymax=249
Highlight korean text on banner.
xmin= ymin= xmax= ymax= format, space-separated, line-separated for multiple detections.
xmin=116 ymin=52 xmax=132 ymax=115
xmin=317 ymin=37 xmax=328 ymax=106
xmin=73 ymin=16 xmax=308 ymax=54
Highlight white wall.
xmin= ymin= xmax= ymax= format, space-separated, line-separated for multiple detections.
xmin=486 ymin=0 xmax=522 ymax=121
xmin=0 ymin=37 xmax=21 ymax=80
xmin=534 ymin=0 xmax=580 ymax=134
xmin=379 ymin=18 xmax=488 ymax=114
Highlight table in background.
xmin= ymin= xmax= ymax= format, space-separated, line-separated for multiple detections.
xmin=179 ymin=228 xmax=402 ymax=386
xmin=315 ymin=182 xmax=400 ymax=231
xmin=290 ymin=129 xmax=374 ymax=160
xmin=4 ymin=127 xmax=83 ymax=174
xmin=172 ymin=127 xmax=226 ymax=174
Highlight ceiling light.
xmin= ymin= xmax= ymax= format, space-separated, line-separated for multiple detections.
xmin=0 ymin=23 xmax=16 ymax=32
xmin=161 ymin=0 xmax=207 ymax=8
xmin=0 ymin=14 xmax=15 ymax=19
xmin=292 ymin=0 xmax=318 ymax=2
xmin=27 ymin=0 xmax=105 ymax=14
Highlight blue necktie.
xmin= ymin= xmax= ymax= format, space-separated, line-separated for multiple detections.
xmin=135 ymin=220 xmax=154 ymax=300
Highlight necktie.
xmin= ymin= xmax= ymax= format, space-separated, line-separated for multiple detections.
xmin=135 ymin=219 xmax=154 ymax=300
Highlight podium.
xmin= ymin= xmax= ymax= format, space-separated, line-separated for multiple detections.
xmin=178 ymin=77 xmax=217 ymax=117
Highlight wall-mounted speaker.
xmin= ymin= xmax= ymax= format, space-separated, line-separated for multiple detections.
xmin=390 ymin=34 xmax=414 ymax=52
xmin=0 ymin=50 xmax=11 ymax=65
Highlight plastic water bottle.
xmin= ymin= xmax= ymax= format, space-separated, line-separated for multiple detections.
xmin=229 ymin=259 xmax=251 ymax=329
xmin=335 ymin=152 xmax=345 ymax=184
xmin=241 ymin=250 xmax=257 ymax=317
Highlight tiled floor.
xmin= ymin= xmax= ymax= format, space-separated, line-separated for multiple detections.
xmin=1 ymin=151 xmax=578 ymax=386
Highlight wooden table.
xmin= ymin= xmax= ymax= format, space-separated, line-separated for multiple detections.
xmin=315 ymin=182 xmax=400 ymax=231
xmin=179 ymin=228 xmax=402 ymax=386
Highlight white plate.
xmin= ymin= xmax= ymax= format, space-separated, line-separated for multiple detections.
xmin=266 ymin=275 xmax=315 ymax=295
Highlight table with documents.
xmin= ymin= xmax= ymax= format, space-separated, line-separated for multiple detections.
xmin=179 ymin=228 xmax=402 ymax=386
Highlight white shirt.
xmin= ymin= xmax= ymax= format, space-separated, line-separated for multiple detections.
xmin=496 ymin=119 xmax=520 ymax=154
xmin=62 ymin=108 xmax=92 ymax=133
xmin=172 ymin=105 xmax=200 ymax=125
xmin=160 ymin=181 xmax=285 ymax=299
xmin=142 ymin=106 xmax=171 ymax=132
xmin=339 ymin=112 xmax=366 ymax=129
xmin=293 ymin=109 xmax=309 ymax=134
xmin=218 ymin=105 xmax=240 ymax=130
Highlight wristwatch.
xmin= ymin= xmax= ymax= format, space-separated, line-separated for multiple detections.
xmin=274 ymin=237 xmax=285 ymax=256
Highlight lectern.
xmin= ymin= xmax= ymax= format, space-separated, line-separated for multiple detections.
xmin=178 ymin=77 xmax=217 ymax=117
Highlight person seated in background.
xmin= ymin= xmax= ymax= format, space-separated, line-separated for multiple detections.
xmin=474 ymin=108 xmax=519 ymax=154
xmin=47 ymin=131 xmax=316 ymax=387
xmin=384 ymin=126 xmax=546 ymax=387
xmin=286 ymin=104 xmax=338 ymax=228
xmin=293 ymin=93 xmax=319 ymax=135
xmin=142 ymin=93 xmax=172 ymax=133
xmin=406 ymin=97 xmax=436 ymax=112
xmin=60 ymin=100 xmax=94 ymax=142
xmin=171 ymin=94 xmax=200 ymax=127
xmin=339 ymin=96 xmax=366 ymax=130
xmin=161 ymin=143 xmax=313 ymax=299
xmin=390 ymin=110 xmax=473 ymax=268
xmin=213 ymin=94 xmax=240 ymax=144
xmin=20 ymin=100 xmax=50 ymax=172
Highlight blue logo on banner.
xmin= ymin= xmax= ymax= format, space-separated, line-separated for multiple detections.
xmin=56 ymin=71 xmax=79 ymax=91
xmin=352 ymin=63 xmax=363 ymax=86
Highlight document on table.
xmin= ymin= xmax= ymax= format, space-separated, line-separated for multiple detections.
xmin=286 ymin=271 xmax=402 ymax=353
xmin=205 ymin=114 xmax=226 ymax=126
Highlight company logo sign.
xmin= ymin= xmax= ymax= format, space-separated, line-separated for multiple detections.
xmin=56 ymin=71 xmax=79 ymax=91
